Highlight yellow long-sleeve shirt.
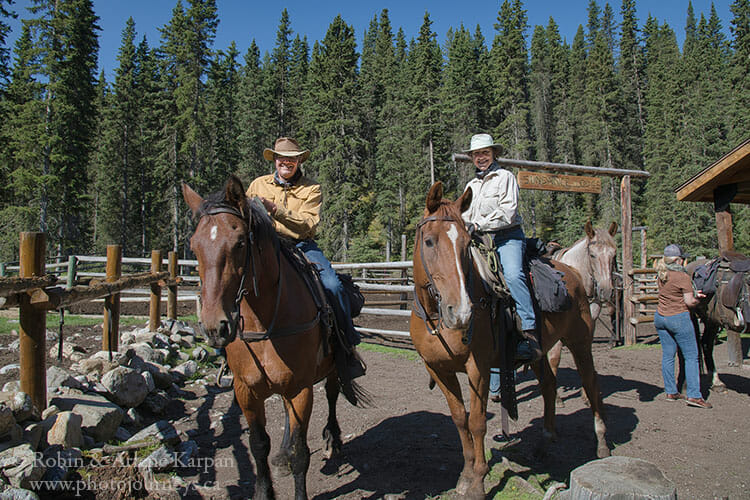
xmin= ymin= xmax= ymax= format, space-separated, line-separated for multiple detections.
xmin=246 ymin=174 xmax=321 ymax=241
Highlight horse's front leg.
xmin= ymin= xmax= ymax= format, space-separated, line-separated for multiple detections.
xmin=277 ymin=386 xmax=313 ymax=500
xmin=532 ymin=354 xmax=559 ymax=459
xmin=427 ymin=365 xmax=486 ymax=500
xmin=547 ymin=340 xmax=564 ymax=407
xmin=322 ymin=371 xmax=342 ymax=458
xmin=236 ymin=382 xmax=274 ymax=500
xmin=701 ymin=319 xmax=726 ymax=392
xmin=567 ymin=341 xmax=610 ymax=458
xmin=465 ymin=361 xmax=491 ymax=499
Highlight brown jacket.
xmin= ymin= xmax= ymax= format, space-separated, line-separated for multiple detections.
xmin=246 ymin=174 xmax=321 ymax=241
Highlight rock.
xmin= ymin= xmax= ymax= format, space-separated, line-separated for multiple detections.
xmin=89 ymin=350 xmax=128 ymax=365
xmin=47 ymin=411 xmax=83 ymax=449
xmin=175 ymin=440 xmax=198 ymax=467
xmin=101 ymin=366 xmax=149 ymax=408
xmin=0 ymin=424 xmax=24 ymax=453
xmin=46 ymin=366 xmax=83 ymax=392
xmin=559 ymin=456 xmax=677 ymax=500
xmin=0 ymin=488 xmax=41 ymax=500
xmin=76 ymin=357 xmax=119 ymax=378
xmin=152 ymin=333 xmax=171 ymax=349
xmin=0 ymin=444 xmax=46 ymax=489
xmin=191 ymin=346 xmax=208 ymax=362
xmin=120 ymin=331 xmax=136 ymax=345
xmin=142 ymin=370 xmax=155 ymax=393
xmin=138 ymin=445 xmax=176 ymax=473
xmin=0 ymin=404 xmax=14 ymax=437
xmin=40 ymin=445 xmax=82 ymax=483
xmin=123 ymin=408 xmax=143 ymax=427
xmin=128 ymin=342 xmax=157 ymax=363
xmin=2 ymin=382 xmax=20 ymax=393
xmin=140 ymin=390 xmax=170 ymax=415
xmin=171 ymin=360 xmax=198 ymax=380
xmin=22 ymin=423 xmax=43 ymax=451
xmin=0 ymin=364 xmax=20 ymax=377
xmin=170 ymin=320 xmax=195 ymax=336
xmin=126 ymin=420 xmax=179 ymax=446
xmin=49 ymin=393 xmax=123 ymax=443
xmin=41 ymin=405 xmax=59 ymax=421
xmin=47 ymin=343 xmax=86 ymax=360
xmin=114 ymin=426 xmax=132 ymax=442
xmin=9 ymin=392 xmax=35 ymax=423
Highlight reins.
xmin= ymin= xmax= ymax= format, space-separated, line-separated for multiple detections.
xmin=198 ymin=203 xmax=320 ymax=343
xmin=413 ymin=214 xmax=477 ymax=344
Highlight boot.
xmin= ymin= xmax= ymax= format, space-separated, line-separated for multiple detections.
xmin=515 ymin=329 xmax=543 ymax=363
xmin=347 ymin=346 xmax=367 ymax=379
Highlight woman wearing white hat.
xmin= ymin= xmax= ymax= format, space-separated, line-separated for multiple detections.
xmin=461 ymin=133 xmax=542 ymax=401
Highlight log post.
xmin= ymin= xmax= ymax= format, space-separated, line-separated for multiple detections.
xmin=715 ymin=209 xmax=733 ymax=254
xmin=167 ymin=251 xmax=178 ymax=321
xmin=19 ymin=232 xmax=47 ymax=412
xmin=149 ymin=250 xmax=162 ymax=331
xmin=102 ymin=245 xmax=122 ymax=353
xmin=66 ymin=255 xmax=77 ymax=290
xmin=640 ymin=228 xmax=647 ymax=268
xmin=621 ymin=176 xmax=636 ymax=345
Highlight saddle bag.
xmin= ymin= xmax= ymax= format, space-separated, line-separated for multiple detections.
xmin=528 ymin=257 xmax=572 ymax=313
xmin=338 ymin=272 xmax=365 ymax=318
xmin=692 ymin=258 xmax=720 ymax=296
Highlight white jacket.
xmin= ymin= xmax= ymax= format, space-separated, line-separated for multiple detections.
xmin=462 ymin=166 xmax=523 ymax=232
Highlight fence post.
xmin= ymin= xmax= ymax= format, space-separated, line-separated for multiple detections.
xmin=167 ymin=251 xmax=178 ymax=321
xmin=102 ymin=245 xmax=122 ymax=353
xmin=66 ymin=255 xmax=77 ymax=290
xmin=0 ymin=262 xmax=6 ymax=277
xmin=621 ymin=175 xmax=636 ymax=345
xmin=19 ymin=232 xmax=47 ymax=412
xmin=149 ymin=250 xmax=162 ymax=331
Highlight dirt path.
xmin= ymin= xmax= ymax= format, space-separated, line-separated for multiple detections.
xmin=1 ymin=312 xmax=748 ymax=499
xmin=167 ymin=320 xmax=750 ymax=500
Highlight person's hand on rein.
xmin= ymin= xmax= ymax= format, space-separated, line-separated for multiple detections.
xmin=261 ymin=197 xmax=277 ymax=215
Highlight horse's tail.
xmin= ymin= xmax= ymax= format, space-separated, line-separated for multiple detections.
xmin=340 ymin=378 xmax=375 ymax=408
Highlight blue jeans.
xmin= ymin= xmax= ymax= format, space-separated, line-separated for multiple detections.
xmin=490 ymin=226 xmax=535 ymax=396
xmin=296 ymin=240 xmax=360 ymax=345
xmin=653 ymin=311 xmax=701 ymax=399
xmin=494 ymin=227 xmax=536 ymax=331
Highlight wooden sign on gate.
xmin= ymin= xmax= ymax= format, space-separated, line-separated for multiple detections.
xmin=517 ymin=171 xmax=601 ymax=194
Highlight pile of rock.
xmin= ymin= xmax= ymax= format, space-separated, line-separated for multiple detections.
xmin=0 ymin=319 xmax=220 ymax=499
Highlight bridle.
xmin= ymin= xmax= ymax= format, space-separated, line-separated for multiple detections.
xmin=197 ymin=202 xmax=320 ymax=343
xmin=412 ymin=214 xmax=476 ymax=344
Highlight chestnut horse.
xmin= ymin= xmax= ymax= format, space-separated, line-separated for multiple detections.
xmin=547 ymin=222 xmax=618 ymax=403
xmin=183 ymin=176 xmax=359 ymax=500
xmin=409 ymin=183 xmax=609 ymax=499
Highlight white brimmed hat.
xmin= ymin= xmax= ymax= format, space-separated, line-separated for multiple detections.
xmin=462 ymin=133 xmax=503 ymax=154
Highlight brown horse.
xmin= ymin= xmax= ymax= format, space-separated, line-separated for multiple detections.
xmin=410 ymin=182 xmax=609 ymax=499
xmin=547 ymin=222 xmax=619 ymax=403
xmin=183 ymin=175 xmax=358 ymax=500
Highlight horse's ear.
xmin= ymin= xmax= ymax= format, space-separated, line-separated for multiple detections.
xmin=182 ymin=182 xmax=204 ymax=217
xmin=608 ymin=221 xmax=618 ymax=237
xmin=426 ymin=181 xmax=444 ymax=213
xmin=457 ymin=187 xmax=472 ymax=214
xmin=584 ymin=220 xmax=595 ymax=239
xmin=225 ymin=175 xmax=247 ymax=210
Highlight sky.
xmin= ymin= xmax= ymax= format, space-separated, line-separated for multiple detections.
xmin=4 ymin=0 xmax=735 ymax=80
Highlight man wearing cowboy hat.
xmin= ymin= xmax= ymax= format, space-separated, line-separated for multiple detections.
xmin=461 ymin=133 xmax=542 ymax=396
xmin=247 ymin=137 xmax=365 ymax=380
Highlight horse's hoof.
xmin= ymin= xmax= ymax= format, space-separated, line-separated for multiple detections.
xmin=270 ymin=453 xmax=292 ymax=477
xmin=323 ymin=440 xmax=341 ymax=459
xmin=712 ymin=384 xmax=728 ymax=393
xmin=597 ymin=444 xmax=612 ymax=458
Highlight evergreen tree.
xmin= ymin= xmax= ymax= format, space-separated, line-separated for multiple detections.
xmin=301 ymin=15 xmax=365 ymax=261
xmin=236 ymin=40 xmax=273 ymax=183
xmin=728 ymin=0 xmax=750 ymax=145
xmin=269 ymin=9 xmax=292 ymax=137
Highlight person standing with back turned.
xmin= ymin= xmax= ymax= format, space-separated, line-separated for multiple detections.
xmin=654 ymin=243 xmax=711 ymax=409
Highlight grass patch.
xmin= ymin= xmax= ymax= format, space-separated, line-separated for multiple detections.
xmin=359 ymin=342 xmax=422 ymax=362
xmin=0 ymin=312 xmax=196 ymax=335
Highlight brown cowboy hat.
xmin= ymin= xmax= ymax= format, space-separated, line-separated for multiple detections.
xmin=263 ymin=137 xmax=310 ymax=163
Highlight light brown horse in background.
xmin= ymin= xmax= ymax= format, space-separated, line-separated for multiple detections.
xmin=547 ymin=222 xmax=618 ymax=404
xmin=183 ymin=176 xmax=359 ymax=500
xmin=410 ymin=182 xmax=609 ymax=500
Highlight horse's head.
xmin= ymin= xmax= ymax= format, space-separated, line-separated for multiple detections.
xmin=183 ymin=175 xmax=274 ymax=348
xmin=584 ymin=221 xmax=618 ymax=304
xmin=414 ymin=182 xmax=475 ymax=330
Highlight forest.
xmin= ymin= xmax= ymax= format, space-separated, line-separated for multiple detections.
xmin=0 ymin=0 xmax=748 ymax=264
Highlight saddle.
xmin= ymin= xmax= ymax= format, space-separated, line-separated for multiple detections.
xmin=697 ymin=251 xmax=750 ymax=332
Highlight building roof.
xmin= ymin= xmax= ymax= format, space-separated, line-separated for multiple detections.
xmin=675 ymin=138 xmax=750 ymax=204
